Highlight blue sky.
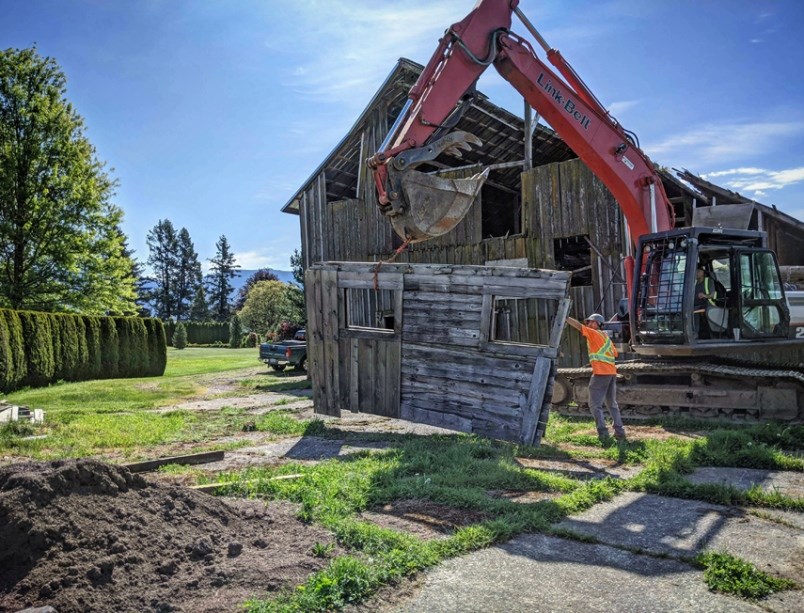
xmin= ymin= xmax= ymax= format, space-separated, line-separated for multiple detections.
xmin=3 ymin=0 xmax=803 ymax=272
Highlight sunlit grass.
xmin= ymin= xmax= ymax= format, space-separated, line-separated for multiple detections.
xmin=0 ymin=346 xmax=292 ymax=460
xmin=162 ymin=347 xmax=260 ymax=377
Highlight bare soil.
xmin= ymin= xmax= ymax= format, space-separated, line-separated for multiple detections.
xmin=359 ymin=499 xmax=488 ymax=541
xmin=0 ymin=459 xmax=339 ymax=613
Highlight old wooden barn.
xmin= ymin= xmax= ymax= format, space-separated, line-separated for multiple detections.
xmin=282 ymin=58 xmax=804 ymax=372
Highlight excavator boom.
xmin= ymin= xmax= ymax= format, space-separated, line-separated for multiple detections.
xmin=370 ymin=0 xmax=673 ymax=246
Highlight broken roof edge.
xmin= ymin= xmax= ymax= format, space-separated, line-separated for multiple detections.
xmin=676 ymin=168 xmax=804 ymax=233
xmin=280 ymin=58 xmax=424 ymax=216
xmin=279 ymin=57 xmax=566 ymax=216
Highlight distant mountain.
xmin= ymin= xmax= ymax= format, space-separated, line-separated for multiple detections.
xmin=231 ymin=269 xmax=298 ymax=293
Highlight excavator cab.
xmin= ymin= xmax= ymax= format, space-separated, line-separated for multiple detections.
xmin=631 ymin=227 xmax=791 ymax=356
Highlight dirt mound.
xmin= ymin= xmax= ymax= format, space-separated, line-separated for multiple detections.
xmin=0 ymin=460 xmax=338 ymax=613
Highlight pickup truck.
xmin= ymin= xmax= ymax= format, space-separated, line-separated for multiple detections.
xmin=259 ymin=329 xmax=307 ymax=372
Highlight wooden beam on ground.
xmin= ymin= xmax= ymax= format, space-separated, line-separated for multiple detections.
xmin=190 ymin=474 xmax=304 ymax=494
xmin=122 ymin=450 xmax=225 ymax=473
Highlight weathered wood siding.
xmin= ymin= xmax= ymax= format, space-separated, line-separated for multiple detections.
xmin=522 ymin=159 xmax=628 ymax=367
xmin=306 ymin=262 xmax=571 ymax=446
xmin=300 ymin=132 xmax=628 ymax=371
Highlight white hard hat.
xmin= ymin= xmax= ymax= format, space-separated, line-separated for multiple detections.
xmin=585 ymin=313 xmax=605 ymax=325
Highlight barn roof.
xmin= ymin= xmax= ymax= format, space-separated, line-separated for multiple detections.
xmin=281 ymin=58 xmax=576 ymax=214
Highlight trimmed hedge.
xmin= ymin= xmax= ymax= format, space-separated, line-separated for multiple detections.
xmin=0 ymin=309 xmax=167 ymax=394
xmin=162 ymin=321 xmax=229 ymax=346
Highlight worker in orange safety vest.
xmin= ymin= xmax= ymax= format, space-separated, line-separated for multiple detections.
xmin=566 ymin=313 xmax=627 ymax=443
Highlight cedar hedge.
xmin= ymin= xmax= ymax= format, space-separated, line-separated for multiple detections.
xmin=0 ymin=309 xmax=167 ymax=394
xmin=162 ymin=321 xmax=230 ymax=346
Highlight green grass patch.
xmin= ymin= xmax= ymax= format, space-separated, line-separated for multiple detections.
xmin=228 ymin=433 xmax=626 ymax=612
xmin=0 ymin=347 xmax=286 ymax=460
xmin=696 ymin=550 xmax=796 ymax=599
xmin=162 ymin=347 xmax=261 ymax=377
xmin=256 ymin=411 xmax=325 ymax=437
xmin=691 ymin=430 xmax=804 ymax=471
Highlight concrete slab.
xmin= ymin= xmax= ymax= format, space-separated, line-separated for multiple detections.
xmin=556 ymin=492 xmax=804 ymax=583
xmin=689 ymin=467 xmax=804 ymax=498
xmin=391 ymin=533 xmax=764 ymax=612
xmin=516 ymin=456 xmax=643 ymax=480
xmin=202 ymin=437 xmax=392 ymax=471
xmin=747 ymin=507 xmax=804 ymax=531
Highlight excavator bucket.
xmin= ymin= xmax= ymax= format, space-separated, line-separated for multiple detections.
xmin=388 ymin=167 xmax=489 ymax=243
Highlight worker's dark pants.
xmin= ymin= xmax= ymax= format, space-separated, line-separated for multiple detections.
xmin=588 ymin=374 xmax=625 ymax=438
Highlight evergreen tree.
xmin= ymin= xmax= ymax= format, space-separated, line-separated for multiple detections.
xmin=206 ymin=235 xmax=239 ymax=322
xmin=189 ymin=285 xmax=209 ymax=321
xmin=290 ymin=248 xmax=304 ymax=286
xmin=175 ymin=228 xmax=201 ymax=321
xmin=146 ymin=219 xmax=178 ymax=319
xmin=0 ymin=47 xmax=138 ymax=313
xmin=229 ymin=314 xmax=243 ymax=348
xmin=172 ymin=321 xmax=187 ymax=349
xmin=122 ymin=235 xmax=151 ymax=317
xmin=233 ymin=269 xmax=279 ymax=311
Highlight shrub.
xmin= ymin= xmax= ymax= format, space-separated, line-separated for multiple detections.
xmin=0 ymin=310 xmax=166 ymax=391
xmin=18 ymin=311 xmax=55 ymax=387
xmin=83 ymin=316 xmax=103 ymax=379
xmin=116 ymin=318 xmax=132 ymax=374
xmin=243 ymin=332 xmax=258 ymax=348
xmin=1 ymin=310 xmax=26 ymax=390
xmin=144 ymin=318 xmax=167 ymax=376
xmin=99 ymin=317 xmax=119 ymax=378
xmin=0 ymin=315 xmax=12 ymax=392
xmin=275 ymin=320 xmax=302 ymax=341
xmin=229 ymin=314 xmax=243 ymax=348
xmin=173 ymin=322 xmax=188 ymax=349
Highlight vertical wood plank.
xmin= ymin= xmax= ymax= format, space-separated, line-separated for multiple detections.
xmin=350 ymin=337 xmax=359 ymax=412
xmin=321 ymin=269 xmax=340 ymax=415
xmin=520 ymin=359 xmax=552 ymax=446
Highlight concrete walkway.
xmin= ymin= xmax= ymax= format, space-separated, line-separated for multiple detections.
xmin=380 ymin=467 xmax=803 ymax=613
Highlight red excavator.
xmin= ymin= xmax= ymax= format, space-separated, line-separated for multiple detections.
xmin=368 ymin=0 xmax=804 ymax=420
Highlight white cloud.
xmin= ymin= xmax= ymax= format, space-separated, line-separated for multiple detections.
xmin=704 ymin=167 xmax=767 ymax=178
xmin=234 ymin=249 xmax=293 ymax=271
xmin=645 ymin=121 xmax=804 ymax=165
xmin=278 ymin=0 xmax=467 ymax=108
xmin=606 ymin=99 xmax=639 ymax=117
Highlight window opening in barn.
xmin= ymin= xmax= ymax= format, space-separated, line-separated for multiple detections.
xmin=481 ymin=183 xmax=520 ymax=238
xmin=345 ymin=288 xmax=397 ymax=332
xmin=490 ymin=296 xmax=558 ymax=346
xmin=554 ymin=235 xmax=592 ymax=287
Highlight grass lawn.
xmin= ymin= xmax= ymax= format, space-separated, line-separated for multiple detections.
xmin=0 ymin=347 xmax=302 ymax=460
xmin=2 ymin=350 xmax=802 ymax=610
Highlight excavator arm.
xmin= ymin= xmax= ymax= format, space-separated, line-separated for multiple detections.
xmin=370 ymin=0 xmax=674 ymax=246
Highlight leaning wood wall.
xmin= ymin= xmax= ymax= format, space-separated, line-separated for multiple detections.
xmin=306 ymin=263 xmax=571 ymax=446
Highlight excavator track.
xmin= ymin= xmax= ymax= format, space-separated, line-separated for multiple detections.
xmin=553 ymin=359 xmax=804 ymax=422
